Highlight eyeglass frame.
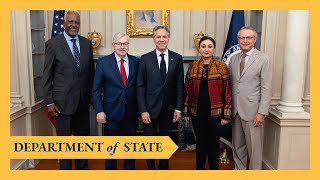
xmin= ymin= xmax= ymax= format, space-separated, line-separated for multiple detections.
xmin=237 ymin=36 xmax=256 ymax=41
xmin=113 ymin=42 xmax=130 ymax=47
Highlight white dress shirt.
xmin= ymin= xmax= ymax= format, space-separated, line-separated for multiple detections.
xmin=114 ymin=53 xmax=129 ymax=78
xmin=156 ymin=49 xmax=169 ymax=73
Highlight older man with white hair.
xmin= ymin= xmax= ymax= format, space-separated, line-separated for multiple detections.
xmin=92 ymin=32 xmax=140 ymax=170
xmin=228 ymin=26 xmax=273 ymax=170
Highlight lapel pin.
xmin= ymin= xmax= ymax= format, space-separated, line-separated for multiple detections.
xmin=170 ymin=58 xmax=173 ymax=61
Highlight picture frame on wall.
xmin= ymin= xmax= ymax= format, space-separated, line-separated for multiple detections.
xmin=126 ymin=10 xmax=170 ymax=37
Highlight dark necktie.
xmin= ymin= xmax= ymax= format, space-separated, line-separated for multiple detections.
xmin=240 ymin=53 xmax=247 ymax=74
xmin=71 ymin=39 xmax=80 ymax=70
xmin=160 ymin=53 xmax=166 ymax=81
xmin=120 ymin=59 xmax=127 ymax=87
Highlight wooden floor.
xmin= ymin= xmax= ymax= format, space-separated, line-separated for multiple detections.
xmin=31 ymin=150 xmax=234 ymax=170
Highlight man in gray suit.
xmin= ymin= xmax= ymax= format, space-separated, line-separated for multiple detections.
xmin=43 ymin=11 xmax=95 ymax=170
xmin=228 ymin=26 xmax=273 ymax=170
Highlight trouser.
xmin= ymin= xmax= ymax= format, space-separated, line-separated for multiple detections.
xmin=232 ymin=114 xmax=263 ymax=170
xmin=103 ymin=107 xmax=138 ymax=170
xmin=143 ymin=105 xmax=174 ymax=170
xmin=56 ymin=105 xmax=90 ymax=170
xmin=192 ymin=118 xmax=221 ymax=170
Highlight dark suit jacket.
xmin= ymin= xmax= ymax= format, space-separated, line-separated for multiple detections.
xmin=137 ymin=49 xmax=184 ymax=119
xmin=43 ymin=34 xmax=95 ymax=115
xmin=92 ymin=53 xmax=140 ymax=122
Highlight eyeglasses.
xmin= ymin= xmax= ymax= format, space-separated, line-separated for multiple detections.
xmin=238 ymin=36 xmax=255 ymax=41
xmin=114 ymin=42 xmax=129 ymax=47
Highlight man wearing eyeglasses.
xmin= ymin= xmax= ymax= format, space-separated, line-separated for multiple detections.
xmin=92 ymin=32 xmax=140 ymax=170
xmin=228 ymin=26 xmax=273 ymax=170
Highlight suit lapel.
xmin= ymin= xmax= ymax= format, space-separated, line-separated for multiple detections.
xmin=241 ymin=49 xmax=259 ymax=77
xmin=61 ymin=36 xmax=78 ymax=71
xmin=166 ymin=50 xmax=175 ymax=84
xmin=151 ymin=50 xmax=163 ymax=83
xmin=110 ymin=53 xmax=125 ymax=87
xmin=61 ymin=35 xmax=83 ymax=73
xmin=234 ymin=53 xmax=241 ymax=79
xmin=127 ymin=55 xmax=135 ymax=87
xmin=79 ymin=36 xmax=85 ymax=73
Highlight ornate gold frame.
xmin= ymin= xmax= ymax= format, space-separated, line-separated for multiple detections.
xmin=126 ymin=10 xmax=170 ymax=37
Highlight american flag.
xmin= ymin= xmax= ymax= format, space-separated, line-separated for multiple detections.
xmin=51 ymin=10 xmax=65 ymax=38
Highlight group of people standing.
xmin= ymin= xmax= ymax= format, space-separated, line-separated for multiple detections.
xmin=43 ymin=11 xmax=272 ymax=170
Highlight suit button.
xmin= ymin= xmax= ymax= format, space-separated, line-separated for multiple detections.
xmin=238 ymin=81 xmax=240 ymax=83
xmin=237 ymin=92 xmax=239 ymax=94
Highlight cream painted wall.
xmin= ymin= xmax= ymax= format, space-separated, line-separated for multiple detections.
xmin=46 ymin=10 xmax=235 ymax=57
xmin=43 ymin=10 xmax=309 ymax=111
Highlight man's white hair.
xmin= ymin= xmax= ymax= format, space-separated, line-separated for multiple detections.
xmin=65 ymin=10 xmax=80 ymax=18
xmin=237 ymin=26 xmax=258 ymax=38
xmin=113 ymin=32 xmax=129 ymax=43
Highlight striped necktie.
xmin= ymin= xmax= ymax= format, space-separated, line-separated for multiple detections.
xmin=71 ymin=39 xmax=80 ymax=70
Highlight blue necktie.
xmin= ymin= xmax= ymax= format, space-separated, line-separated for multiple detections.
xmin=71 ymin=39 xmax=80 ymax=70
xmin=160 ymin=53 xmax=166 ymax=82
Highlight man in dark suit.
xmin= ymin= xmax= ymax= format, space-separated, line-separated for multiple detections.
xmin=137 ymin=25 xmax=184 ymax=170
xmin=43 ymin=11 xmax=95 ymax=170
xmin=92 ymin=32 xmax=140 ymax=170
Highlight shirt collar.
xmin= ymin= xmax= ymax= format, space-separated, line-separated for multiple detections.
xmin=156 ymin=49 xmax=169 ymax=57
xmin=114 ymin=52 xmax=128 ymax=62
xmin=241 ymin=47 xmax=255 ymax=57
xmin=63 ymin=31 xmax=79 ymax=42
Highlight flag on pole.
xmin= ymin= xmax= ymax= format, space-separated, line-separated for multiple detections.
xmin=46 ymin=10 xmax=65 ymax=128
xmin=51 ymin=10 xmax=65 ymax=38
xmin=221 ymin=10 xmax=245 ymax=65
xmin=220 ymin=10 xmax=245 ymax=147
